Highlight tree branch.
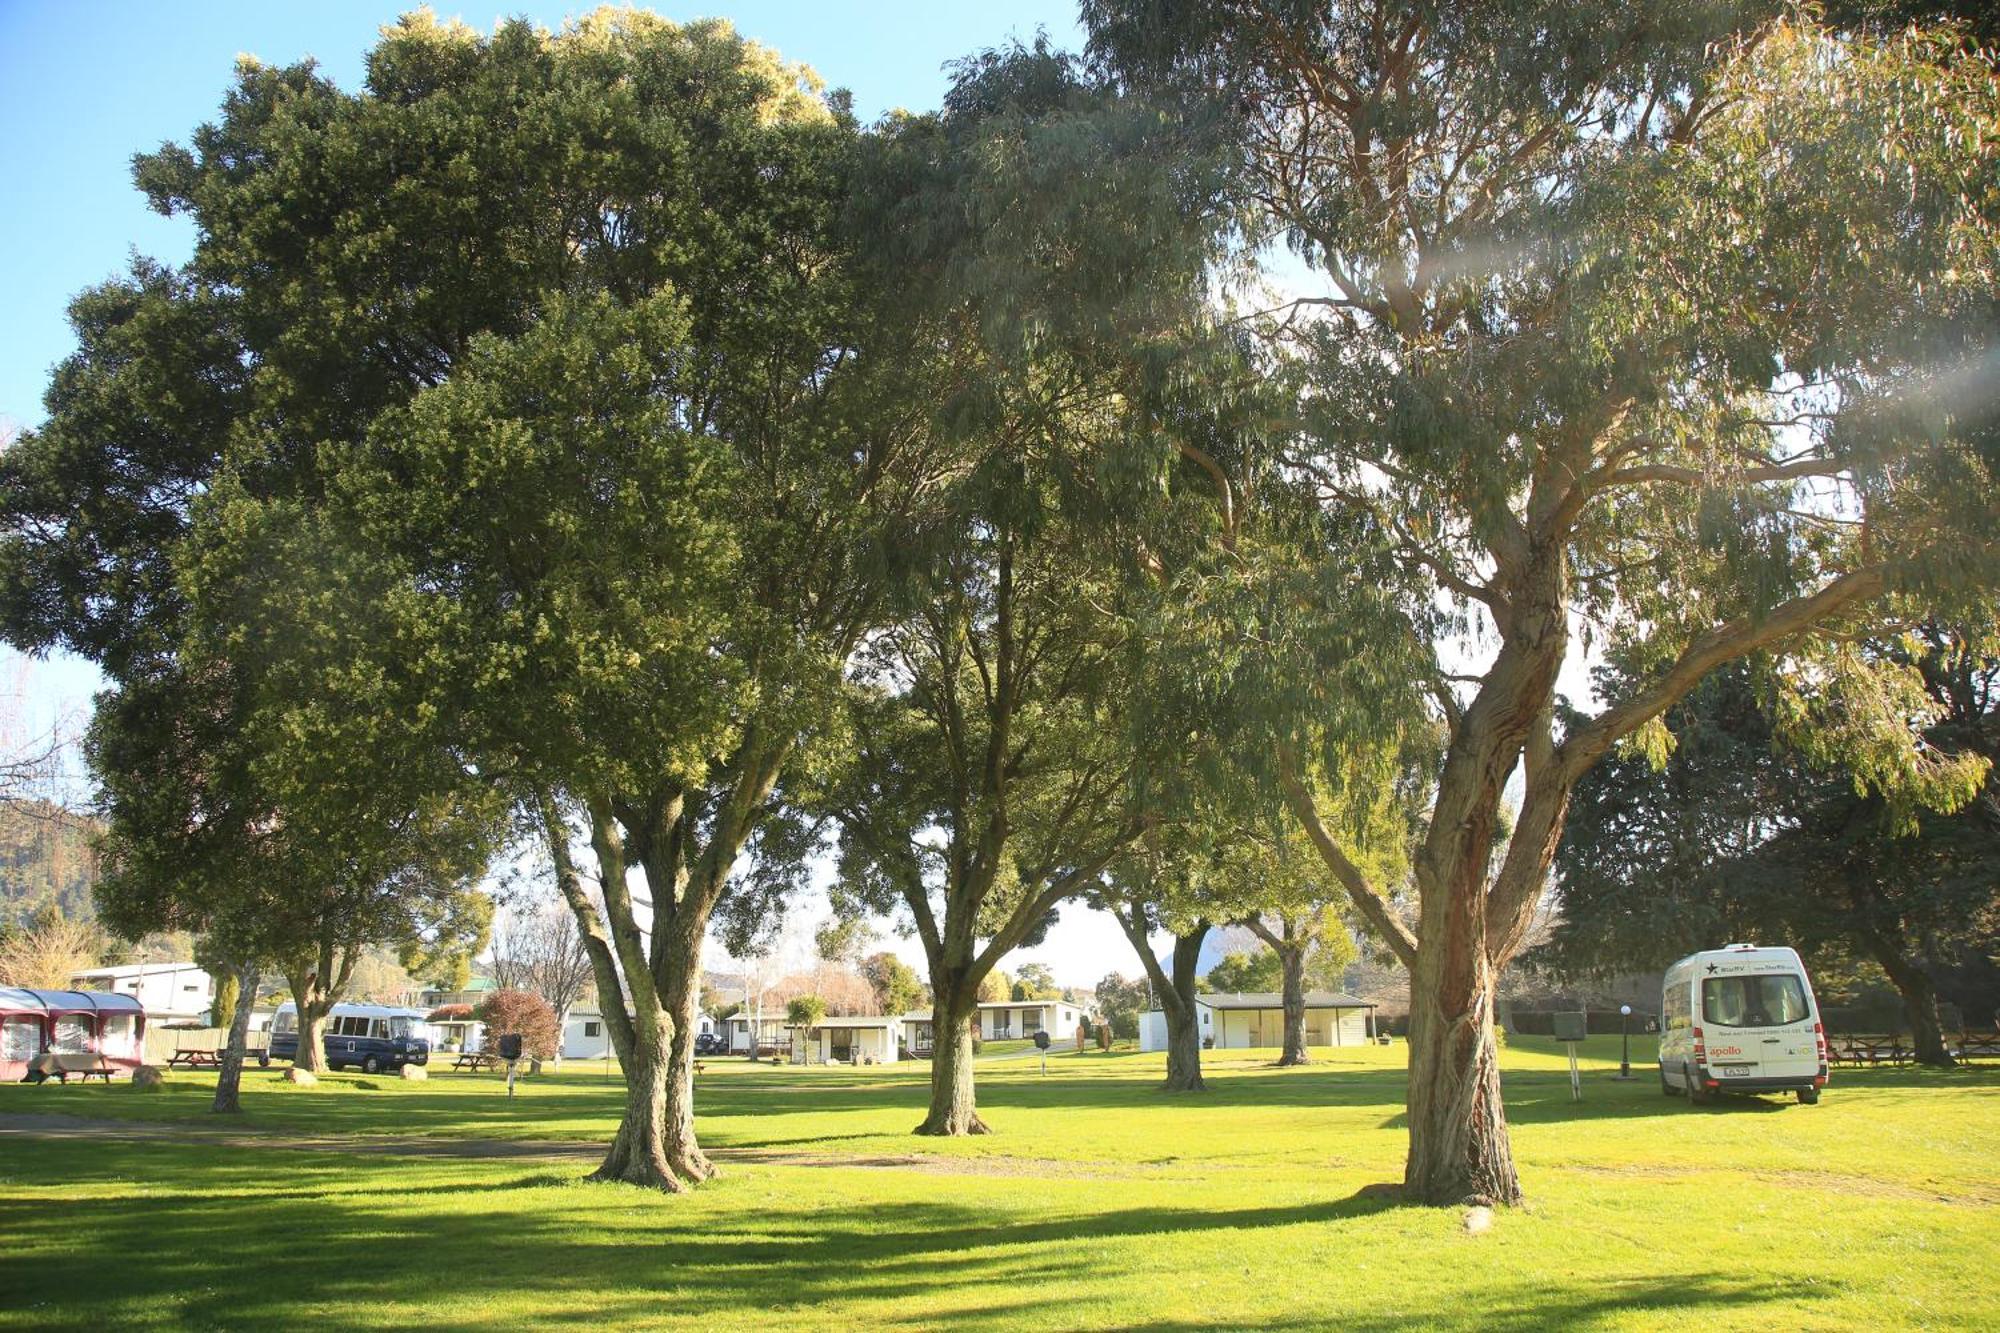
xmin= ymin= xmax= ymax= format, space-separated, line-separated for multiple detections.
xmin=1276 ymin=742 xmax=1419 ymax=967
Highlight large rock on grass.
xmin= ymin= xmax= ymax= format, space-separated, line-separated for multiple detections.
xmin=400 ymin=1064 xmax=427 ymax=1081
xmin=282 ymin=1067 xmax=317 ymax=1087
xmin=132 ymin=1066 xmax=165 ymax=1092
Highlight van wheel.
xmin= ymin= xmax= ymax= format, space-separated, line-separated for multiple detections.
xmin=1797 ymin=1086 xmax=1820 ymax=1105
xmin=1660 ymin=1066 xmax=1676 ymax=1097
xmin=362 ymin=1055 xmax=381 ymax=1075
xmin=1684 ymin=1065 xmax=1708 ymax=1107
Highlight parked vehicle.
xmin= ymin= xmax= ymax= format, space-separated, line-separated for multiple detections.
xmin=266 ymin=1002 xmax=433 ymax=1073
xmin=694 ymin=1032 xmax=727 ymax=1057
xmin=1659 ymin=944 xmax=1828 ymax=1105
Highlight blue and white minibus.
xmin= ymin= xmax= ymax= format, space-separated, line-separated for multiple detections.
xmin=266 ymin=1001 xmax=433 ymax=1073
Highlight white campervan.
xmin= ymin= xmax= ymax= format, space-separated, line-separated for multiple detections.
xmin=1659 ymin=944 xmax=1828 ymax=1105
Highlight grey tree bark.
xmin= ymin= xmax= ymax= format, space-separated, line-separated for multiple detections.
xmin=1113 ymin=900 xmax=1209 ymax=1093
xmin=212 ymin=962 xmax=260 ymax=1113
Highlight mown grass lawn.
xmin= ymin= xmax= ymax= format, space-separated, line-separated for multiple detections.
xmin=1 ymin=1037 xmax=1994 ymax=1330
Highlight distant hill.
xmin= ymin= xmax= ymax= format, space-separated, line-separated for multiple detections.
xmin=1152 ymin=923 xmax=1262 ymax=980
xmin=0 ymin=800 xmax=101 ymax=927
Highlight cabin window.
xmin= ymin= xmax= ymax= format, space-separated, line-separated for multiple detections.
xmin=3 ymin=1016 xmax=38 ymax=1062
xmin=1701 ymin=974 xmax=1810 ymax=1029
xmin=101 ymin=1013 xmax=139 ymax=1057
xmin=584 ymin=1021 xmax=601 ymax=1038
xmin=53 ymin=1014 xmax=93 ymax=1054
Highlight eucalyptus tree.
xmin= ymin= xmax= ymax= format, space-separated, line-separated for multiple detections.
xmin=1088 ymin=4 xmax=2000 ymax=1203
xmin=1101 ymin=839 xmax=1232 ymax=1093
xmin=829 ymin=487 xmax=1141 ymax=1132
xmin=818 ymin=43 xmax=1234 ymax=1135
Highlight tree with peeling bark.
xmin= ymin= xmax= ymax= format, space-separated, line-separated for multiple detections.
xmin=1087 ymin=4 xmax=2000 ymax=1203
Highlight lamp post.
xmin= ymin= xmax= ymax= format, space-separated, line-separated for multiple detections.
xmin=1618 ymin=1003 xmax=1634 ymax=1079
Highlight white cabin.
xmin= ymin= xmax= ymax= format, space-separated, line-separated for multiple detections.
xmin=787 ymin=1015 xmax=900 ymax=1065
xmin=68 ymin=962 xmax=215 ymax=1025
xmin=1139 ymin=991 xmax=1377 ymax=1051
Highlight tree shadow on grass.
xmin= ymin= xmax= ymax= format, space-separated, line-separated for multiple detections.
xmin=0 ymin=1137 xmax=1867 ymax=1331
xmin=1134 ymin=1273 xmax=1839 ymax=1332
xmin=1 ymin=1140 xmax=1411 ymax=1326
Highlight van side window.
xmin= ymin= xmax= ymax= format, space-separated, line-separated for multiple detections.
xmin=1663 ymin=984 xmax=1690 ymax=1031
xmin=370 ymin=1019 xmax=389 ymax=1039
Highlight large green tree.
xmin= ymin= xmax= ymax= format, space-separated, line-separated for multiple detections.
xmin=1087 ymin=4 xmax=2000 ymax=1203
xmin=1542 ymin=624 xmax=1998 ymax=1067
xmin=820 ymin=43 xmax=1233 ymax=1135
xmin=174 ymin=13 xmax=954 ymax=1191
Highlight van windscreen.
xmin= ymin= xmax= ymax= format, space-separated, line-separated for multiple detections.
xmin=1701 ymin=974 xmax=1810 ymax=1028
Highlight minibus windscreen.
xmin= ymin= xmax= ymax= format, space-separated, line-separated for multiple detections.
xmin=1701 ymin=974 xmax=1810 ymax=1028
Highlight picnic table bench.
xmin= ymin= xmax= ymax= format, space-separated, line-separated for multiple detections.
xmin=1827 ymin=1032 xmax=2000 ymax=1066
xmin=24 ymin=1053 xmax=116 ymax=1084
xmin=167 ymin=1047 xmax=270 ymax=1069
xmin=452 ymin=1051 xmax=505 ymax=1071
xmin=1953 ymin=1031 xmax=2000 ymax=1061
xmin=1826 ymin=1035 xmax=1914 ymax=1067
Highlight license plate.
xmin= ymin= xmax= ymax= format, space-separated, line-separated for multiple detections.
xmin=1718 ymin=1064 xmax=1755 ymax=1076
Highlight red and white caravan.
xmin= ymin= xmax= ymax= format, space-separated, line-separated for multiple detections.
xmin=1659 ymin=945 xmax=1828 ymax=1106
xmin=0 ymin=987 xmax=148 ymax=1083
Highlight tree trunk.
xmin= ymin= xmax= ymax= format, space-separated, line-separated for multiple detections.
xmin=285 ymin=969 xmax=334 ymax=1074
xmin=1161 ymin=930 xmax=1207 ymax=1093
xmin=591 ymin=1015 xmax=685 ymax=1190
xmin=917 ymin=985 xmax=988 ymax=1135
xmin=1277 ymin=944 xmax=1309 ymax=1066
xmin=212 ymin=963 xmax=259 ymax=1114
xmin=656 ymin=932 xmax=715 ymax=1180
xmin=1402 ymin=939 xmax=1520 ymax=1205
xmin=1871 ymin=942 xmax=1955 ymax=1068
xmin=1112 ymin=902 xmax=1208 ymax=1093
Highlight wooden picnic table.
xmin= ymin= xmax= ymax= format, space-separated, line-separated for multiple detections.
xmin=167 ymin=1048 xmax=269 ymax=1069
xmin=25 ymin=1053 xmax=115 ymax=1084
xmin=452 ymin=1051 xmax=505 ymax=1071
xmin=1826 ymin=1035 xmax=1913 ymax=1067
